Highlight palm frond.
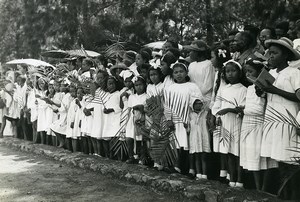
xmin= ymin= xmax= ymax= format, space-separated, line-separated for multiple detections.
xmin=104 ymin=42 xmax=126 ymax=60
xmin=216 ymin=95 xmax=239 ymax=107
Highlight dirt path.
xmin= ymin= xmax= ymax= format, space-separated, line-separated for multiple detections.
xmin=0 ymin=145 xmax=188 ymax=202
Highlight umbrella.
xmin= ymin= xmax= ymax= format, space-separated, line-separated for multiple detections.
xmin=144 ymin=41 xmax=183 ymax=50
xmin=41 ymin=49 xmax=101 ymax=58
xmin=6 ymin=59 xmax=55 ymax=69
xmin=67 ymin=49 xmax=101 ymax=58
xmin=41 ymin=50 xmax=69 ymax=58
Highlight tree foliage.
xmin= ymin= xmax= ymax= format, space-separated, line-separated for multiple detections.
xmin=0 ymin=0 xmax=299 ymax=63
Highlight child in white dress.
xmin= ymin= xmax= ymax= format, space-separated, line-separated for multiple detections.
xmin=51 ymin=83 xmax=75 ymax=148
xmin=240 ymin=59 xmax=270 ymax=190
xmin=87 ymin=70 xmax=109 ymax=156
xmin=212 ymin=60 xmax=247 ymax=187
xmin=102 ymin=76 xmax=122 ymax=158
xmin=70 ymin=87 xmax=84 ymax=152
xmin=124 ymin=76 xmax=148 ymax=164
xmin=81 ymin=86 xmax=94 ymax=154
xmin=35 ymin=78 xmax=48 ymax=144
xmin=164 ymin=63 xmax=203 ymax=173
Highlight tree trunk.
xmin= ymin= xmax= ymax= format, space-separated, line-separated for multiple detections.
xmin=205 ymin=0 xmax=213 ymax=45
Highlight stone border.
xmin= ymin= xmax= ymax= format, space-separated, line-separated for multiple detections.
xmin=0 ymin=138 xmax=281 ymax=202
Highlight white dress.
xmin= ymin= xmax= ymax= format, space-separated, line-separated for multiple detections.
xmin=188 ymin=60 xmax=215 ymax=103
xmin=125 ymin=93 xmax=148 ymax=141
xmin=212 ymin=83 xmax=247 ymax=156
xmin=102 ymin=91 xmax=122 ymax=138
xmin=240 ymin=85 xmax=269 ymax=170
xmin=261 ymin=67 xmax=300 ymax=163
xmin=51 ymin=93 xmax=73 ymax=135
xmin=90 ymin=88 xmax=110 ymax=139
xmin=164 ymin=82 xmax=203 ymax=150
xmin=146 ymin=83 xmax=163 ymax=97
xmin=80 ymin=95 xmax=94 ymax=136
xmin=36 ymin=90 xmax=48 ymax=132
xmin=72 ymin=100 xmax=83 ymax=139
xmin=162 ymin=75 xmax=174 ymax=90
xmin=188 ymin=60 xmax=215 ymax=154
xmin=26 ymin=89 xmax=38 ymax=122
xmin=66 ymin=99 xmax=78 ymax=138
xmin=189 ymin=110 xmax=211 ymax=153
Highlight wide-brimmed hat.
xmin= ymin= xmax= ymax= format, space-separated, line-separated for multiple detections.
xmin=265 ymin=37 xmax=300 ymax=60
xmin=184 ymin=40 xmax=209 ymax=52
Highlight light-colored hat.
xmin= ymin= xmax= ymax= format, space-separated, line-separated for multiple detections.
xmin=265 ymin=37 xmax=300 ymax=60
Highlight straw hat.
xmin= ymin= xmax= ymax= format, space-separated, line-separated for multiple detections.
xmin=265 ymin=37 xmax=300 ymax=60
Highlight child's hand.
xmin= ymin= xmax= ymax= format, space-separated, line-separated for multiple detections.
xmin=120 ymin=92 xmax=129 ymax=99
xmin=166 ymin=120 xmax=175 ymax=131
xmin=70 ymin=122 xmax=74 ymax=128
xmin=83 ymin=108 xmax=92 ymax=116
xmin=235 ymin=106 xmax=244 ymax=114
xmin=296 ymin=127 xmax=300 ymax=136
xmin=75 ymin=98 xmax=80 ymax=106
xmin=259 ymin=80 xmax=278 ymax=94
xmin=103 ymin=108 xmax=114 ymax=114
xmin=216 ymin=116 xmax=222 ymax=126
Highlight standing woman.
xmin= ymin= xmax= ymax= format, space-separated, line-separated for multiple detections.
xmin=260 ymin=37 xmax=300 ymax=199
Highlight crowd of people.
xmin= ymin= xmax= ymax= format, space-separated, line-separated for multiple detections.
xmin=0 ymin=20 xmax=300 ymax=199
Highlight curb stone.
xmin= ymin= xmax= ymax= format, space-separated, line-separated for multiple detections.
xmin=0 ymin=138 xmax=283 ymax=202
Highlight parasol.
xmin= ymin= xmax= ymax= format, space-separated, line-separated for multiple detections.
xmin=6 ymin=58 xmax=55 ymax=69
xmin=41 ymin=49 xmax=101 ymax=58
xmin=41 ymin=50 xmax=69 ymax=58
xmin=67 ymin=49 xmax=101 ymax=58
xmin=144 ymin=41 xmax=183 ymax=50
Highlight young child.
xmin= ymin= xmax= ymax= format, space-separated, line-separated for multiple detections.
xmin=65 ymin=85 xmax=78 ymax=151
xmin=164 ymin=62 xmax=203 ymax=174
xmin=239 ymin=58 xmax=269 ymax=190
xmin=209 ymin=45 xmax=231 ymax=181
xmin=67 ymin=87 xmax=84 ymax=152
xmin=102 ymin=76 xmax=122 ymax=158
xmin=81 ymin=82 xmax=94 ymax=154
xmin=124 ymin=76 xmax=148 ymax=164
xmin=50 ymin=81 xmax=74 ymax=148
xmin=211 ymin=60 xmax=247 ymax=187
xmin=88 ymin=70 xmax=109 ymax=156
xmin=35 ymin=77 xmax=49 ymax=144
xmin=44 ymin=80 xmax=56 ymax=145
xmin=160 ymin=52 xmax=177 ymax=89
xmin=118 ymin=70 xmax=135 ymax=160
xmin=146 ymin=66 xmax=164 ymax=97
xmin=25 ymin=78 xmax=37 ymax=141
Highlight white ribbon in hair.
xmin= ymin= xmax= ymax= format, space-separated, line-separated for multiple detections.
xmin=170 ymin=61 xmax=188 ymax=71
xmin=218 ymin=49 xmax=227 ymax=58
xmin=131 ymin=75 xmax=145 ymax=83
xmin=119 ymin=70 xmax=134 ymax=80
xmin=223 ymin=59 xmax=242 ymax=70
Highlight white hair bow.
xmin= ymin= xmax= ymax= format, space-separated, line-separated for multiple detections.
xmin=218 ymin=49 xmax=227 ymax=58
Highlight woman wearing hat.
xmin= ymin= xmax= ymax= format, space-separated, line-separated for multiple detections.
xmin=260 ymin=37 xmax=300 ymax=198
